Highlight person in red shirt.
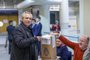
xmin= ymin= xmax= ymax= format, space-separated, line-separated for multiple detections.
xmin=58 ymin=35 xmax=89 ymax=60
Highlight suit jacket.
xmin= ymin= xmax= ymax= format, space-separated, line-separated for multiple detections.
xmin=30 ymin=24 xmax=37 ymax=37
xmin=34 ymin=22 xmax=42 ymax=36
xmin=7 ymin=25 xmax=15 ymax=42
xmin=10 ymin=22 xmax=38 ymax=60
xmin=57 ymin=44 xmax=72 ymax=60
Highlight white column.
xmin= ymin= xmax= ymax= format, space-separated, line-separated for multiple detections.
xmin=60 ymin=0 xmax=69 ymax=35
xmin=79 ymin=0 xmax=84 ymax=35
xmin=39 ymin=5 xmax=50 ymax=35
xmin=80 ymin=0 xmax=90 ymax=36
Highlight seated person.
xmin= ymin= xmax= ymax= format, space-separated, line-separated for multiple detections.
xmin=56 ymin=39 xmax=72 ymax=60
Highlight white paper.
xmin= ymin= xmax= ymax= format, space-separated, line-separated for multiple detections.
xmin=41 ymin=34 xmax=51 ymax=45
xmin=42 ymin=34 xmax=51 ymax=40
xmin=41 ymin=39 xmax=51 ymax=45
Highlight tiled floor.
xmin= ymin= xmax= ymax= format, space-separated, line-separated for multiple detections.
xmin=0 ymin=45 xmax=74 ymax=60
xmin=0 ymin=45 xmax=10 ymax=60
xmin=0 ymin=45 xmax=41 ymax=60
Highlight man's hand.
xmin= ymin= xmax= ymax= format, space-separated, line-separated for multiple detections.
xmin=50 ymin=32 xmax=60 ymax=36
xmin=36 ymin=36 xmax=42 ymax=41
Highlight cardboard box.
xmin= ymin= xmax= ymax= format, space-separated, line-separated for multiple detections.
xmin=41 ymin=34 xmax=57 ymax=60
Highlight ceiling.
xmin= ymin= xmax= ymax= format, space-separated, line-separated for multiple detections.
xmin=0 ymin=0 xmax=24 ymax=8
xmin=0 ymin=0 xmax=79 ymax=9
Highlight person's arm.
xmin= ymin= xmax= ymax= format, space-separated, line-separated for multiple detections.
xmin=12 ymin=28 xmax=38 ymax=48
xmin=59 ymin=35 xmax=77 ymax=49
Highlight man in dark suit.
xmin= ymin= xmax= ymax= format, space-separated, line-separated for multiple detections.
xmin=56 ymin=39 xmax=72 ymax=60
xmin=10 ymin=11 xmax=40 ymax=60
xmin=30 ymin=19 xmax=37 ymax=37
xmin=35 ymin=17 xmax=42 ymax=36
xmin=7 ymin=20 xmax=15 ymax=54
xmin=35 ymin=17 xmax=42 ymax=55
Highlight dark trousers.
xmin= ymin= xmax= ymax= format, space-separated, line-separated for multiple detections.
xmin=8 ymin=42 xmax=11 ymax=54
xmin=37 ymin=41 xmax=41 ymax=55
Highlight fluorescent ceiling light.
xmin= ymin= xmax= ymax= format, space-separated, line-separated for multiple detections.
xmin=48 ymin=0 xmax=62 ymax=2
xmin=25 ymin=0 xmax=33 ymax=2
xmin=0 ymin=21 xmax=3 ymax=27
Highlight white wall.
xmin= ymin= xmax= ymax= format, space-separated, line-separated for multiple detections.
xmin=80 ymin=0 xmax=90 ymax=36
xmin=60 ymin=0 xmax=69 ymax=35
xmin=83 ymin=0 xmax=90 ymax=36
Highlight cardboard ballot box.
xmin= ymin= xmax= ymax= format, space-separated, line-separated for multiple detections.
xmin=41 ymin=34 xmax=57 ymax=60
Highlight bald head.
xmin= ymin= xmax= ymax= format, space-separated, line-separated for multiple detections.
xmin=79 ymin=35 xmax=89 ymax=50
xmin=80 ymin=35 xmax=89 ymax=44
